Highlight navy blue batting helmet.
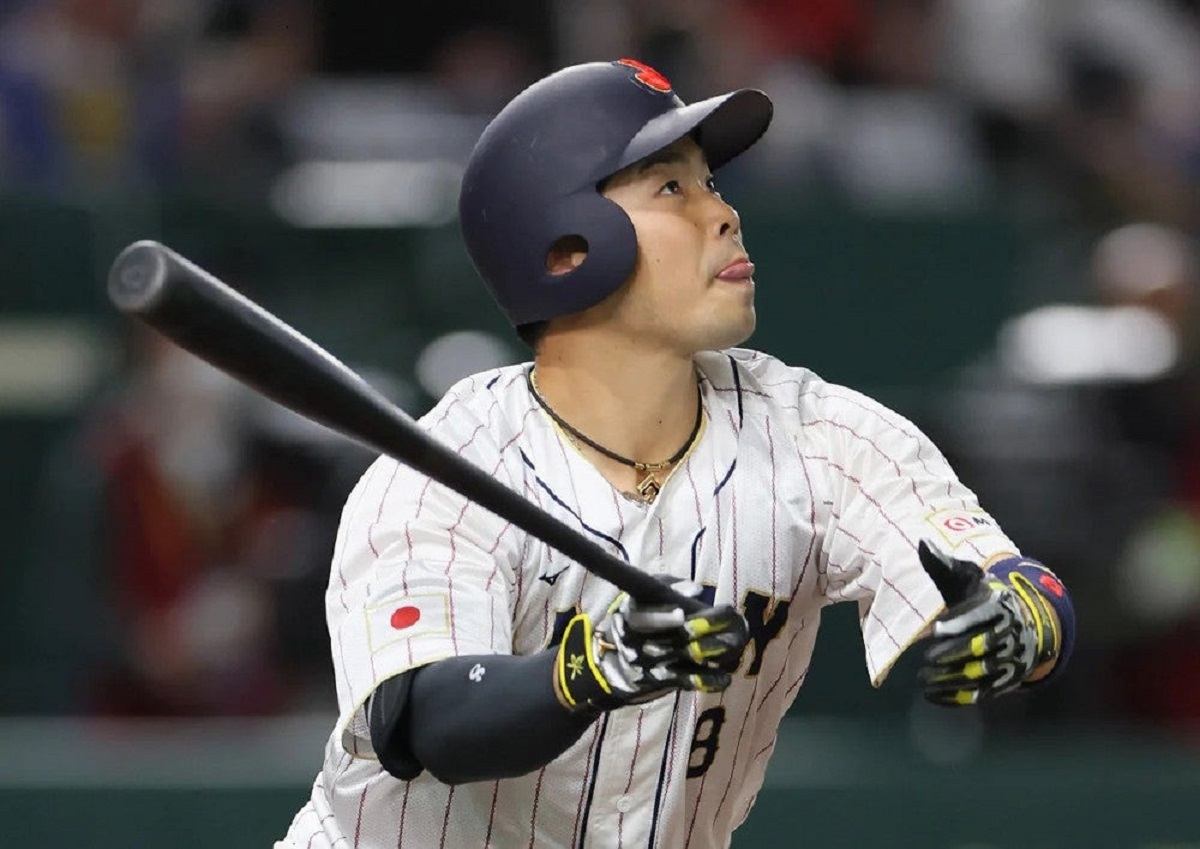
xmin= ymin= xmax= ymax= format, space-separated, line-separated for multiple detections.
xmin=458 ymin=58 xmax=773 ymax=328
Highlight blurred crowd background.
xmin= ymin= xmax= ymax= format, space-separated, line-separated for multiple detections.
xmin=2 ymin=0 xmax=1199 ymax=845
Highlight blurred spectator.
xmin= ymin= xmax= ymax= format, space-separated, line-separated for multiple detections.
xmin=314 ymin=1 xmax=551 ymax=78
xmin=179 ymin=0 xmax=314 ymax=188
xmin=0 ymin=0 xmax=313 ymax=195
xmin=942 ymin=0 xmax=1200 ymax=230
xmin=429 ymin=26 xmax=540 ymax=114
xmin=21 ymin=324 xmax=366 ymax=716
xmin=1091 ymin=223 xmax=1200 ymax=472
xmin=0 ymin=0 xmax=171 ymax=191
xmin=932 ymin=220 xmax=1200 ymax=727
xmin=1094 ymin=223 xmax=1200 ymax=731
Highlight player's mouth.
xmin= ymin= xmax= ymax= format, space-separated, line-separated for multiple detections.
xmin=715 ymin=257 xmax=755 ymax=283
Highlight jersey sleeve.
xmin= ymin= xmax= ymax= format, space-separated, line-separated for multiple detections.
xmin=325 ymin=415 xmax=523 ymax=758
xmin=812 ymin=385 xmax=1020 ymax=686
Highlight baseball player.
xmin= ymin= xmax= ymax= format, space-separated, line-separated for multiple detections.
xmin=276 ymin=59 xmax=1075 ymax=849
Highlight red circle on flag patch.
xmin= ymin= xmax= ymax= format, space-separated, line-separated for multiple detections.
xmin=391 ymin=606 xmax=421 ymax=630
xmin=1038 ymin=574 xmax=1065 ymax=598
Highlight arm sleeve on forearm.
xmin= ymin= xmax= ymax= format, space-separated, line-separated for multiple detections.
xmin=368 ymin=649 xmax=598 ymax=785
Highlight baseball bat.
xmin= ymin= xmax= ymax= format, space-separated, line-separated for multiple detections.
xmin=107 ymin=240 xmax=701 ymax=612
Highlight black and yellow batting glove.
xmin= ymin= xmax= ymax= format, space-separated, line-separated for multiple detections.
xmin=916 ymin=541 xmax=1060 ymax=707
xmin=554 ymin=577 xmax=748 ymax=715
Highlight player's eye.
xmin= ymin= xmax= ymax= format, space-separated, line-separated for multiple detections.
xmin=658 ymin=179 xmax=682 ymax=196
xmin=705 ymin=175 xmax=720 ymax=195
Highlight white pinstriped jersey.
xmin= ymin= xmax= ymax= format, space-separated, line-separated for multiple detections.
xmin=276 ymin=348 xmax=1019 ymax=849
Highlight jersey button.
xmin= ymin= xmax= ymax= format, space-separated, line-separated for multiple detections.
xmin=615 ymin=795 xmax=633 ymax=813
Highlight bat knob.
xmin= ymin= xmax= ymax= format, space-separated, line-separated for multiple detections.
xmin=108 ymin=240 xmax=169 ymax=314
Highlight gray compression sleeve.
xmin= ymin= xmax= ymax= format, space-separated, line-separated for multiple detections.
xmin=368 ymin=649 xmax=598 ymax=785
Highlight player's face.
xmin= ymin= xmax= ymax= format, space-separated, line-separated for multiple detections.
xmin=599 ymin=137 xmax=755 ymax=354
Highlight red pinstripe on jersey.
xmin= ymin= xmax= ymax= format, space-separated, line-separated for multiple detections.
xmin=767 ymin=416 xmax=778 ymax=597
xmin=396 ymin=782 xmax=410 ymax=847
xmin=571 ymin=721 xmax=603 ymax=846
xmin=616 ymin=711 xmax=645 ymax=847
xmin=483 ymin=780 xmax=499 ymax=847
xmin=527 ymin=767 xmax=547 ymax=848
xmin=437 ymin=786 xmax=455 ymax=849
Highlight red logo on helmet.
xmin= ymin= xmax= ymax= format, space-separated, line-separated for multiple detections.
xmin=615 ymin=58 xmax=672 ymax=94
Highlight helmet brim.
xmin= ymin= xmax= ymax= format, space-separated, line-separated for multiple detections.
xmin=613 ymin=88 xmax=773 ymax=177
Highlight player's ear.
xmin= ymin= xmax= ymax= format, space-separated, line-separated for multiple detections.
xmin=546 ymin=235 xmax=588 ymax=276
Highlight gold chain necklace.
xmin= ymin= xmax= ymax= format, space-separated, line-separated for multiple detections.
xmin=526 ymin=367 xmax=703 ymax=503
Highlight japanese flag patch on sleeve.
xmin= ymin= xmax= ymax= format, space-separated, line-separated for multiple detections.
xmin=365 ymin=591 xmax=451 ymax=659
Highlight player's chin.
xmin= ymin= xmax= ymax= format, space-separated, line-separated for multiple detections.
xmin=699 ymin=305 xmax=756 ymax=351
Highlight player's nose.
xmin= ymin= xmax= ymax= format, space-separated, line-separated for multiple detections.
xmin=711 ymin=195 xmax=741 ymax=239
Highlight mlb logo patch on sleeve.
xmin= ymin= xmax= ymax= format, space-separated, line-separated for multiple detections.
xmin=365 ymin=591 xmax=450 ymax=655
xmin=925 ymin=508 xmax=998 ymax=548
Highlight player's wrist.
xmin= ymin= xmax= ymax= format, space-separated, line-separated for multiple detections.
xmin=986 ymin=556 xmax=1074 ymax=687
xmin=552 ymin=648 xmax=602 ymax=716
xmin=555 ymin=612 xmax=626 ymax=714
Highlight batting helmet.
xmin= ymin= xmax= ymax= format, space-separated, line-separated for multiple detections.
xmin=458 ymin=59 xmax=773 ymax=328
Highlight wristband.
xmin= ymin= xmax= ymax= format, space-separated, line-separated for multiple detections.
xmin=989 ymin=557 xmax=1075 ymax=685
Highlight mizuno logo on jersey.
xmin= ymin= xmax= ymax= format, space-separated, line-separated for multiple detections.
xmin=925 ymin=508 xmax=998 ymax=548
xmin=539 ymin=566 xmax=570 ymax=586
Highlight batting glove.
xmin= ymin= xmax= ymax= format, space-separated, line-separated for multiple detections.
xmin=917 ymin=541 xmax=1059 ymax=706
xmin=554 ymin=577 xmax=748 ymax=715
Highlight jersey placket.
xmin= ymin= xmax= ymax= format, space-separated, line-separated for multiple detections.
xmin=579 ymin=698 xmax=676 ymax=847
xmin=572 ymin=374 xmax=738 ymax=848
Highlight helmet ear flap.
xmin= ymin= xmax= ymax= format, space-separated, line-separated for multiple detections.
xmin=517 ymin=192 xmax=637 ymax=324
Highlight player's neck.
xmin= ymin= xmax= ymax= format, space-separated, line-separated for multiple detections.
xmin=532 ymin=333 xmax=700 ymax=465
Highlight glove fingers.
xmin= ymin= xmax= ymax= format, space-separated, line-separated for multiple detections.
xmin=629 ymin=614 xmax=748 ymax=668
xmin=933 ymin=593 xmax=1005 ymax=638
xmin=923 ymin=663 xmax=1022 ymax=705
xmin=919 ymin=657 xmax=1004 ymax=689
xmin=924 ymin=625 xmax=1022 ymax=675
xmin=923 ymin=685 xmax=981 ymax=707
xmin=924 ymin=628 xmax=999 ymax=664
xmin=679 ymin=669 xmax=732 ymax=694
xmin=685 ymin=633 xmax=746 ymax=670
xmin=619 ymin=578 xmax=703 ymax=631
xmin=684 ymin=607 xmax=744 ymax=638
xmin=623 ymin=606 xmax=688 ymax=632
xmin=640 ymin=660 xmax=732 ymax=695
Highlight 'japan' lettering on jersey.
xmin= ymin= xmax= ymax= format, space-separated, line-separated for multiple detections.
xmin=276 ymin=348 xmax=1018 ymax=849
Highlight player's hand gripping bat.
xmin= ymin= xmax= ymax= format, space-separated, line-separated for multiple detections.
xmin=107 ymin=240 xmax=702 ymax=613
